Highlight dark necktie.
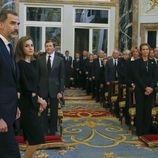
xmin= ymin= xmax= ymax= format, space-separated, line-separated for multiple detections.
xmin=114 ymin=59 xmax=117 ymax=67
xmin=8 ymin=43 xmax=15 ymax=71
xmin=47 ymin=55 xmax=51 ymax=73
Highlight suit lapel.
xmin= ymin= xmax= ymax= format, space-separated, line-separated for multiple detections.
xmin=51 ymin=54 xmax=58 ymax=71
xmin=41 ymin=53 xmax=48 ymax=72
xmin=0 ymin=39 xmax=16 ymax=77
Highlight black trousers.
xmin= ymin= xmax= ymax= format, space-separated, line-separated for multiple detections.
xmin=135 ymin=88 xmax=154 ymax=136
xmin=0 ymin=125 xmax=21 ymax=158
xmin=49 ymin=97 xmax=58 ymax=135
xmin=40 ymin=97 xmax=59 ymax=135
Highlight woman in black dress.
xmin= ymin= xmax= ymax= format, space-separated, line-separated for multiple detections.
xmin=133 ymin=43 xmax=156 ymax=136
xmin=15 ymin=36 xmax=47 ymax=158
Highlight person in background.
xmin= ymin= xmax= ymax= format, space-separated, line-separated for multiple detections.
xmin=80 ymin=50 xmax=89 ymax=89
xmin=154 ymin=47 xmax=158 ymax=85
xmin=153 ymin=47 xmax=158 ymax=105
xmin=149 ymin=48 xmax=155 ymax=60
xmin=0 ymin=10 xmax=21 ymax=158
xmin=124 ymin=47 xmax=139 ymax=125
xmin=16 ymin=36 xmax=47 ymax=158
xmin=118 ymin=50 xmax=131 ymax=84
xmin=93 ymin=53 xmax=98 ymax=60
xmin=92 ymin=50 xmax=105 ymax=102
xmin=106 ymin=50 xmax=120 ymax=111
xmin=117 ymin=50 xmax=131 ymax=124
xmin=85 ymin=54 xmax=94 ymax=95
xmin=73 ymin=53 xmax=81 ymax=88
xmin=133 ymin=43 xmax=156 ymax=136
xmin=64 ymin=50 xmax=72 ymax=88
xmin=38 ymin=39 xmax=65 ymax=135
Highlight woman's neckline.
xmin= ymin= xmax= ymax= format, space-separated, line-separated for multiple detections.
xmin=23 ymin=59 xmax=31 ymax=63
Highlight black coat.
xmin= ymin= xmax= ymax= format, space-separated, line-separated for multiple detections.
xmin=0 ymin=38 xmax=18 ymax=125
xmin=106 ymin=58 xmax=120 ymax=82
xmin=133 ymin=58 xmax=156 ymax=91
xmin=93 ymin=59 xmax=104 ymax=83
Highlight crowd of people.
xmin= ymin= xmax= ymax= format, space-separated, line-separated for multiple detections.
xmin=0 ymin=9 xmax=158 ymax=158
xmin=64 ymin=45 xmax=158 ymax=137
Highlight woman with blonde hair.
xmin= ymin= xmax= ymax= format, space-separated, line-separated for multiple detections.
xmin=16 ymin=36 xmax=47 ymax=158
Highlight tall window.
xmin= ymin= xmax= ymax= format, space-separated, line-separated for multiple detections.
xmin=75 ymin=9 xmax=108 ymax=24
xmin=26 ymin=27 xmax=42 ymax=52
xmin=74 ymin=8 xmax=109 ymax=54
xmin=93 ymin=29 xmax=108 ymax=53
xmin=25 ymin=6 xmax=62 ymax=53
xmin=147 ymin=31 xmax=157 ymax=48
xmin=20 ymin=4 xmax=114 ymax=56
xmin=27 ymin=7 xmax=61 ymax=22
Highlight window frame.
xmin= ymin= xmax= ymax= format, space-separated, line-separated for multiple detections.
xmin=19 ymin=4 xmax=63 ymax=53
xmin=145 ymin=30 xmax=158 ymax=48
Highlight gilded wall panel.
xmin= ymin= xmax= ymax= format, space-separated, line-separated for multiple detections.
xmin=140 ymin=0 xmax=158 ymax=15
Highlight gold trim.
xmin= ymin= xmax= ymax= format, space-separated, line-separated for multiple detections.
xmin=140 ymin=23 xmax=158 ymax=43
xmin=18 ymin=0 xmax=116 ymax=6
xmin=132 ymin=0 xmax=139 ymax=47
xmin=114 ymin=0 xmax=119 ymax=49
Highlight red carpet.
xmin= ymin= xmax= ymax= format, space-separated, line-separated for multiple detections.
xmin=139 ymin=134 xmax=158 ymax=147
xmin=16 ymin=135 xmax=65 ymax=150
xmin=63 ymin=108 xmax=111 ymax=118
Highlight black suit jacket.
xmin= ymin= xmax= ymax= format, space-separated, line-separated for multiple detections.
xmin=64 ymin=56 xmax=72 ymax=76
xmin=133 ymin=58 xmax=156 ymax=91
xmin=0 ymin=38 xmax=18 ymax=125
xmin=38 ymin=52 xmax=65 ymax=98
xmin=64 ymin=56 xmax=72 ymax=66
xmin=106 ymin=58 xmax=119 ymax=82
xmin=154 ymin=60 xmax=158 ymax=85
xmin=93 ymin=59 xmax=104 ymax=83
xmin=73 ymin=59 xmax=80 ymax=72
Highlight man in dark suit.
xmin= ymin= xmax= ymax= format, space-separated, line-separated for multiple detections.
xmin=64 ymin=50 xmax=73 ymax=88
xmin=80 ymin=50 xmax=89 ymax=89
xmin=73 ymin=53 xmax=81 ymax=87
xmin=106 ymin=50 xmax=120 ymax=113
xmin=106 ymin=50 xmax=119 ymax=82
xmin=92 ymin=51 xmax=104 ymax=102
xmin=154 ymin=47 xmax=158 ymax=85
xmin=153 ymin=47 xmax=158 ymax=105
xmin=38 ymin=39 xmax=65 ymax=135
xmin=0 ymin=10 xmax=21 ymax=158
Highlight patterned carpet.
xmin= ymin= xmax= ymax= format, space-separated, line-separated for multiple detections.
xmin=20 ymin=89 xmax=158 ymax=158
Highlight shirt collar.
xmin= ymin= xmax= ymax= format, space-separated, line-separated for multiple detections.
xmin=113 ymin=58 xmax=117 ymax=62
xmin=0 ymin=34 xmax=10 ymax=46
xmin=46 ymin=51 xmax=55 ymax=58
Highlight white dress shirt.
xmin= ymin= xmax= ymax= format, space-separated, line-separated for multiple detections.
xmin=46 ymin=52 xmax=55 ymax=68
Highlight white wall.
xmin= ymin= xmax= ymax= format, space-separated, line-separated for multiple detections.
xmin=63 ymin=5 xmax=74 ymax=57
xmin=19 ymin=3 xmax=116 ymax=57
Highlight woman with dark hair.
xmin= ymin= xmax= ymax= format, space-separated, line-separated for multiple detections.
xmin=16 ymin=36 xmax=47 ymax=158
xmin=133 ymin=43 xmax=156 ymax=136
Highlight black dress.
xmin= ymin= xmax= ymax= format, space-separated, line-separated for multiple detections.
xmin=18 ymin=60 xmax=44 ymax=145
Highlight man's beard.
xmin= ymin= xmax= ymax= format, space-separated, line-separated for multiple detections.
xmin=10 ymin=32 xmax=19 ymax=39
